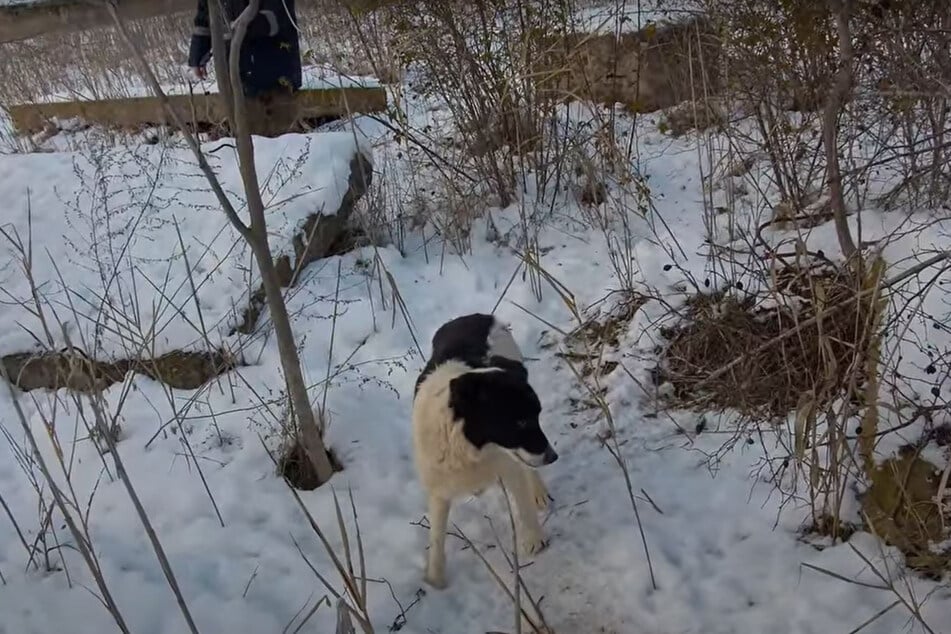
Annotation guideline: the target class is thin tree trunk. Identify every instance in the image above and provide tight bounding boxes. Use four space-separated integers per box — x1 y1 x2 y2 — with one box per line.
257 243 335 482
824 0 858 261
108 0 335 486
220 0 335 485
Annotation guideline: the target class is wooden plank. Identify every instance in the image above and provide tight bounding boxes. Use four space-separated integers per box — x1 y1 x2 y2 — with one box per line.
0 0 194 44
7 86 388 136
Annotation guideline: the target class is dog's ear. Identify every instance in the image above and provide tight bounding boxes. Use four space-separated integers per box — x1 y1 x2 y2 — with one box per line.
448 373 496 448
488 356 528 383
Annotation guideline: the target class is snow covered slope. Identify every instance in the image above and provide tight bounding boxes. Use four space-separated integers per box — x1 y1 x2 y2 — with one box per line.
0 131 368 358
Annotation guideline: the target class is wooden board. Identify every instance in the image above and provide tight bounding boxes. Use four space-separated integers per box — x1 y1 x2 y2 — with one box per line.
7 86 388 136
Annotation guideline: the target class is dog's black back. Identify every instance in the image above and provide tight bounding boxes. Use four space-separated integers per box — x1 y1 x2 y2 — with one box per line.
414 313 528 396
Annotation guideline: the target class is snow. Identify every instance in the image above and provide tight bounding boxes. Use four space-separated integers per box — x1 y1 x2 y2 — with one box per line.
0 130 370 358
1 42 951 634
573 0 704 34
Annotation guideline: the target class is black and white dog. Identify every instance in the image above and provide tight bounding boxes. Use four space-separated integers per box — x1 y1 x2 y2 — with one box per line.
411 313 557 589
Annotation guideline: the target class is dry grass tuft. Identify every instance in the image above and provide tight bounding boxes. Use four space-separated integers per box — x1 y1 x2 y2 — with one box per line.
657 267 872 418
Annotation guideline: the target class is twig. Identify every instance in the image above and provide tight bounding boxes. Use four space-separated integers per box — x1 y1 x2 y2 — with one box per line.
0 489 34 567
453 524 546 633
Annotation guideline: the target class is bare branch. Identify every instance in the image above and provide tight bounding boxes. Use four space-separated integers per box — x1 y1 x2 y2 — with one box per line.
102 0 253 240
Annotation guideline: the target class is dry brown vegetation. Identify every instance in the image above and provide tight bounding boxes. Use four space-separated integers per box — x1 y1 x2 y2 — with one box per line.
656 265 873 418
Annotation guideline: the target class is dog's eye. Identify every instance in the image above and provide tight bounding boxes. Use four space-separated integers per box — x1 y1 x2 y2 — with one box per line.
517 420 528 429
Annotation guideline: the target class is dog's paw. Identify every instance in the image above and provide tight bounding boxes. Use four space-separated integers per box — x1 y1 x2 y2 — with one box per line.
424 571 448 590
529 473 551 511
533 489 552 511
519 533 549 557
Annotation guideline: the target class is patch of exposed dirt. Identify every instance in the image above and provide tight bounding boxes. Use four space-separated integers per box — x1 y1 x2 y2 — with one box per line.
1 348 238 392
279 440 344 491
861 446 950 578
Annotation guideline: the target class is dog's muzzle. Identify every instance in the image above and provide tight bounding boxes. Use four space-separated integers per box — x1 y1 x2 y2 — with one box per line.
513 445 559 467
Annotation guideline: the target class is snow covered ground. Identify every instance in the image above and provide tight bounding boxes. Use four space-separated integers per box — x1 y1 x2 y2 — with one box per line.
2 46 951 634
0 130 369 358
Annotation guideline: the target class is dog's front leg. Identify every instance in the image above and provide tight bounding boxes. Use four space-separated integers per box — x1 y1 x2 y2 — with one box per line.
526 467 551 511
500 463 547 556
424 495 451 589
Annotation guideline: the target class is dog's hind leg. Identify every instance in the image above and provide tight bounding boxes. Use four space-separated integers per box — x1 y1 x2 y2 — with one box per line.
526 468 551 511
424 495 451 589
500 462 547 556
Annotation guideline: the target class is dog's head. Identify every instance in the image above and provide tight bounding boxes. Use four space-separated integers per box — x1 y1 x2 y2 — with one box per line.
448 369 558 467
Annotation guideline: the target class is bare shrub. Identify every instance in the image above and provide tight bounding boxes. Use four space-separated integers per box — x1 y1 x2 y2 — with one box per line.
380 0 577 206
337 0 636 245
857 1 951 209
704 0 951 217
631 6 951 607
